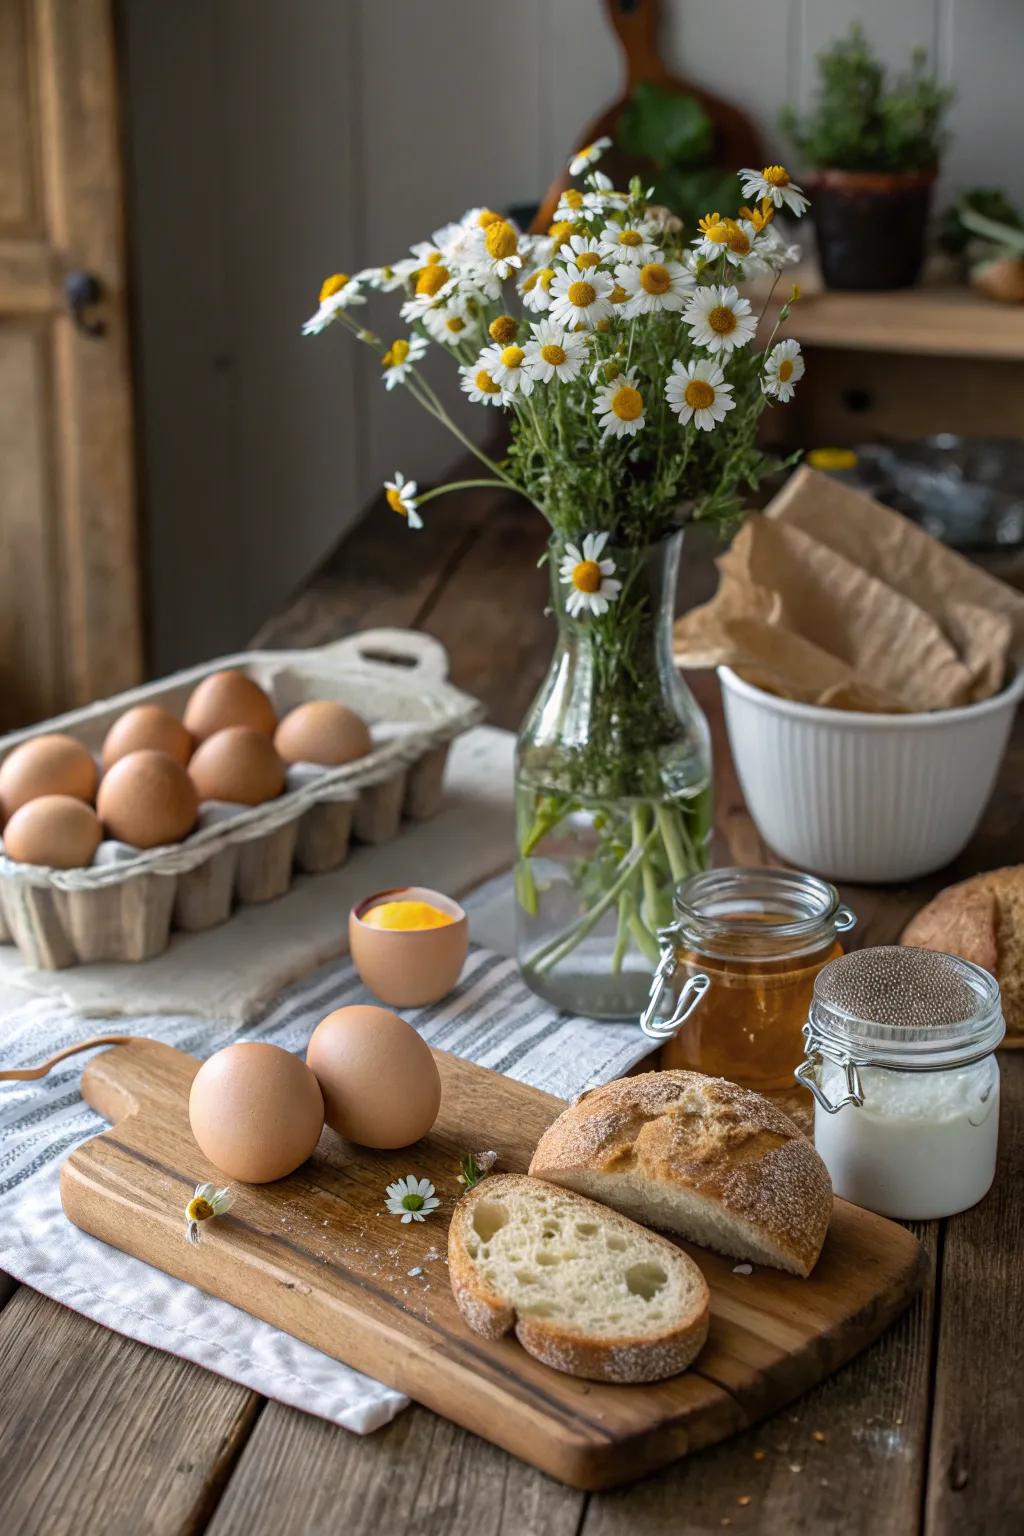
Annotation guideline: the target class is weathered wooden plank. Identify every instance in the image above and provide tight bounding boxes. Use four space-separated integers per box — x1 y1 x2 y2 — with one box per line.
206 1401 584 1536
0 1287 258 1535
583 1223 938 1536
925 1053 1024 1536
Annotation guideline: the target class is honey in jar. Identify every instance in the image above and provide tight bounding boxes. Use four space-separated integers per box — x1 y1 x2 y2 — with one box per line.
641 868 855 1090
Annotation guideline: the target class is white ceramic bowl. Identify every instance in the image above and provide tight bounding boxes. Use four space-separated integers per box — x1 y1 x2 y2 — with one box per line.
719 665 1024 883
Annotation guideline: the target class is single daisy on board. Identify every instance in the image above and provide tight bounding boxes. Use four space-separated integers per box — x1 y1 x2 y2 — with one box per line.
386 1175 440 1223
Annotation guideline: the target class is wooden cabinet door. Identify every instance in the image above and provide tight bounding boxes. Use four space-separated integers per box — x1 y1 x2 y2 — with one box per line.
0 0 141 730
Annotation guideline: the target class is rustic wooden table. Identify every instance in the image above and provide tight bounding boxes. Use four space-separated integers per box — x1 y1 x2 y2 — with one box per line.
2 491 1021 1534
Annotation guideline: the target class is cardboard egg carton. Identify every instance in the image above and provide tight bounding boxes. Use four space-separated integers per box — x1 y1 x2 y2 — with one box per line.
0 629 484 969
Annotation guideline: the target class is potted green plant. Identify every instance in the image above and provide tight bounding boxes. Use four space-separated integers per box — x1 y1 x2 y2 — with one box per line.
781 25 952 290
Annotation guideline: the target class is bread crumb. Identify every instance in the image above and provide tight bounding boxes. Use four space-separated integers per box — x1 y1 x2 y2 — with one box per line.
789 1463 803 1474
753 1448 766 1462
732 1263 753 1275
407 1266 423 1277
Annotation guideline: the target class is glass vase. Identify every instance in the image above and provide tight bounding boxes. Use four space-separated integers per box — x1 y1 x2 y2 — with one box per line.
515 530 712 1019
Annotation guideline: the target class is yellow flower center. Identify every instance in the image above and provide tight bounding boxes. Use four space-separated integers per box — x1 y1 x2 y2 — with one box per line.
698 212 723 234
574 251 601 268
708 305 736 334
489 315 518 344
474 369 501 394
319 273 349 301
485 220 518 260
618 228 643 246
725 222 751 255
477 208 501 228
186 1196 214 1223
424 250 442 264
386 487 407 515
445 316 466 333
763 164 790 187
595 318 611 332
547 220 575 244
540 342 566 366
500 345 524 369
777 359 794 382
705 222 730 245
562 188 584 210
808 447 857 471
567 280 597 308
684 379 715 410
639 262 671 294
572 560 602 594
609 284 628 304
416 264 450 297
382 339 410 369
611 384 643 421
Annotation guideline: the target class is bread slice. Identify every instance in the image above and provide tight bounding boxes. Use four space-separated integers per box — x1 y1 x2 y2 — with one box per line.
529 1072 832 1277
901 865 1023 1040
448 1173 710 1383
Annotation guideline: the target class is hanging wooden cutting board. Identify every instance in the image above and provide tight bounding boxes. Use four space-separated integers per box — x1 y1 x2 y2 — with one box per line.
61 1039 925 1491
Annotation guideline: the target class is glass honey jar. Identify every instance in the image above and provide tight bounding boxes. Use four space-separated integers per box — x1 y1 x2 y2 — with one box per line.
640 868 855 1090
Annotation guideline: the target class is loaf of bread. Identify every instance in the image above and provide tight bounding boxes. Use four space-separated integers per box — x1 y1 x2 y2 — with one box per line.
448 1173 710 1383
901 865 1023 1042
529 1072 832 1277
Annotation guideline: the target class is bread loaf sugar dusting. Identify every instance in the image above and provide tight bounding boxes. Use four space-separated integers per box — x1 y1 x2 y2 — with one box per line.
448 1173 710 1383
529 1072 832 1277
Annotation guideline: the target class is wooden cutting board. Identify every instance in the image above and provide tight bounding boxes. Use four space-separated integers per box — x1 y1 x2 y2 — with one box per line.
60 1039 926 1491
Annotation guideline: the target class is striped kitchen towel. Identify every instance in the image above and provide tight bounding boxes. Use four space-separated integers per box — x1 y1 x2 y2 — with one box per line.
0 945 656 1433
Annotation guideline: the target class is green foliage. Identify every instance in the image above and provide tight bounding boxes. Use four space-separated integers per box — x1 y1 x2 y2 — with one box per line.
616 82 740 228
781 23 952 173
939 187 1024 255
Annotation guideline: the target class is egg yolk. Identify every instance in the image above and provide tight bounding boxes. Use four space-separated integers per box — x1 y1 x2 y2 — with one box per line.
361 900 454 931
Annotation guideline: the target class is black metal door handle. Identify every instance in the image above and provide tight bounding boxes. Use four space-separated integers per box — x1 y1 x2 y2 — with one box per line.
64 270 106 337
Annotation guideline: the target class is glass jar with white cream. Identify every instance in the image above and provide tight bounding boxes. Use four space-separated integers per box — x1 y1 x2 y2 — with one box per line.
796 946 1003 1220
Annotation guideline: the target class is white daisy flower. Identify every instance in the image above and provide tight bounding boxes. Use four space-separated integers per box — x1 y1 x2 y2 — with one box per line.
598 221 660 266
399 266 457 324
763 339 805 402
558 234 604 271
185 1183 233 1245
693 215 758 266
301 272 365 335
664 358 735 432
519 267 557 312
355 265 404 293
684 284 757 355
471 217 523 280
384 471 423 529
478 340 534 397
380 334 428 390
593 368 646 440
385 1175 440 1223
420 298 478 346
549 264 614 330
558 531 622 617
739 164 809 217
523 320 587 384
459 359 509 407
614 258 693 316
569 136 611 177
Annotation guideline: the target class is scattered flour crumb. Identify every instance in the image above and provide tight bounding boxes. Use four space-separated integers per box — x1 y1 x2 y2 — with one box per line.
733 1263 753 1275
407 1266 423 1277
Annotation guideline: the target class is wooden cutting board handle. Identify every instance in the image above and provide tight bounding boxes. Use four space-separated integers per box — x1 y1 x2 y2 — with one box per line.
79 1038 199 1127
604 0 670 90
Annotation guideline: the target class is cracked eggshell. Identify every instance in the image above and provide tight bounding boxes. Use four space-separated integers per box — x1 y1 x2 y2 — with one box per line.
349 886 468 1008
306 1004 441 1148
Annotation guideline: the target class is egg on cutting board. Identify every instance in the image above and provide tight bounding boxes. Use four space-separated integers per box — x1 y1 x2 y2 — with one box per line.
0 734 98 822
183 670 277 741
306 1004 441 1148
274 700 372 766
189 1041 325 1182
349 886 468 1007
2 795 103 868
97 749 198 848
188 726 286 805
102 704 193 770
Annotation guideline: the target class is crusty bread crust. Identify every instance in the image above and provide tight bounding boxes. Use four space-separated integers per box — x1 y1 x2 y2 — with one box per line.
448 1174 710 1384
529 1072 832 1277
901 864 1023 1038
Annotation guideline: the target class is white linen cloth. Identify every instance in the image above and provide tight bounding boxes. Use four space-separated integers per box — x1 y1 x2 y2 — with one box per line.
0 918 658 1433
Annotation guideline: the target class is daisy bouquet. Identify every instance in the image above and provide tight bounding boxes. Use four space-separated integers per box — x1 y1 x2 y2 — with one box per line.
305 151 809 1014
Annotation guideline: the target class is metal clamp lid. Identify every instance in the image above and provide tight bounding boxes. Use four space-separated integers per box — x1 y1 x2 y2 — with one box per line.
640 927 710 1040
794 1022 865 1113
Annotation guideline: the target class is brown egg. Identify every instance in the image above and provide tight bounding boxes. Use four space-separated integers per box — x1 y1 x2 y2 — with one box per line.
274 700 373 766
189 1041 325 1183
97 749 198 848
349 886 469 1007
189 726 285 805
183 669 277 741
0 734 98 822
2 795 103 868
102 704 193 770
306 1004 441 1148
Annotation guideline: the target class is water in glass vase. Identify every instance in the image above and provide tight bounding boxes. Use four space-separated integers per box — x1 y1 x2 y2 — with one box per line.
514 530 713 1020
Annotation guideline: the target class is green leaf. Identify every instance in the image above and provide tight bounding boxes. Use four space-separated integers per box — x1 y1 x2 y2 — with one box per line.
616 82 713 169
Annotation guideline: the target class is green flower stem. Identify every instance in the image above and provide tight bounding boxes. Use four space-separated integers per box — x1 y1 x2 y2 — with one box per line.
520 795 571 859
611 892 632 975
515 858 539 918
528 825 659 976
655 803 689 884
628 908 662 965
634 804 662 932
415 478 509 505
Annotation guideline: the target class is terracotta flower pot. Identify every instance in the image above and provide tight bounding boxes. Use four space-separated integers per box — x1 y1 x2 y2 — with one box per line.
808 167 937 291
